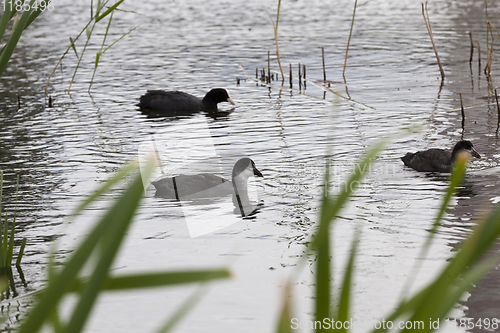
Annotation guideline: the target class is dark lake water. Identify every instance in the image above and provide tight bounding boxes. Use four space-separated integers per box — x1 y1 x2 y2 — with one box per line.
1 0 500 332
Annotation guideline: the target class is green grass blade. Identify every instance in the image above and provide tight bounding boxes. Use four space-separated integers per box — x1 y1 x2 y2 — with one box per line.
71 160 138 217
336 230 360 332
312 139 387 330
314 153 332 326
276 282 293 333
3 210 8 264
0 0 37 77
6 217 15 265
104 270 230 290
89 11 112 91
67 269 231 292
0 170 3 219
15 237 26 267
6 175 19 265
69 37 78 57
102 23 142 54
400 152 468 300
432 257 498 321
371 193 500 333
25 0 51 30
156 286 209 333
0 3 13 45
312 139 387 251
96 0 125 23
315 221 330 327
63 161 155 333
17 160 151 333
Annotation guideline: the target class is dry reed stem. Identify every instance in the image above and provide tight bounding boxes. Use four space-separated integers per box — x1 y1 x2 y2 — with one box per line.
484 20 500 74
343 0 357 83
422 2 445 80
484 26 494 75
270 0 284 85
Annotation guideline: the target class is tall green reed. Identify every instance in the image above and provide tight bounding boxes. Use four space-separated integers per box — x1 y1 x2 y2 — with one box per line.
0 171 26 269
45 0 140 94
17 158 230 333
277 144 500 333
267 0 285 85
0 0 53 78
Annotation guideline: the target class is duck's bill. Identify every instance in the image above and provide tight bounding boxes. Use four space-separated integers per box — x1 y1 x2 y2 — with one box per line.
227 97 236 105
253 167 264 177
471 147 481 159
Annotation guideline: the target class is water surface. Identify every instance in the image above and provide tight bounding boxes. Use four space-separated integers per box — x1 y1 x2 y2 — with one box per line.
1 0 500 332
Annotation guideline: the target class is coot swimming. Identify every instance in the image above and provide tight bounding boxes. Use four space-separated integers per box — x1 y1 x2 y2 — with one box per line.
401 140 481 172
138 88 235 114
152 158 263 215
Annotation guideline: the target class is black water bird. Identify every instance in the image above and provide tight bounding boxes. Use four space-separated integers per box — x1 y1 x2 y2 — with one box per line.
401 140 481 173
152 158 263 215
138 88 235 115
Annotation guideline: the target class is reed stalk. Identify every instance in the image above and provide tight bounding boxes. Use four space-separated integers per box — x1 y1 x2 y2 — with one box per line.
267 0 285 85
422 2 445 80
45 0 139 95
343 0 357 83
0 172 25 268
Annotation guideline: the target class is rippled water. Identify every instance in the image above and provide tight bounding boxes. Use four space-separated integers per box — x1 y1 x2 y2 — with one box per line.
1 0 500 332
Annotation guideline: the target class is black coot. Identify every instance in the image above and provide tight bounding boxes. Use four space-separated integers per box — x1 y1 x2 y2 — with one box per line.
401 140 481 172
138 88 235 114
152 157 263 200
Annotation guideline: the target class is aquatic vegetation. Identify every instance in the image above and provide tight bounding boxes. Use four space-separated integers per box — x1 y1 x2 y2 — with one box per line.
277 141 500 333
45 0 141 94
0 171 26 269
16 159 230 333
3 136 498 333
0 0 53 78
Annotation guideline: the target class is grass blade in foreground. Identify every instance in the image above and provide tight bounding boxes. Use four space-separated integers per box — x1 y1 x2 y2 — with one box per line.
400 150 468 300
372 153 500 332
18 157 231 333
17 160 152 333
313 139 386 330
155 286 209 333
276 282 293 333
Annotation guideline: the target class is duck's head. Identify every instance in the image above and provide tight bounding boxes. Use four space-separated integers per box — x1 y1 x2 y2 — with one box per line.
452 140 481 159
232 158 263 179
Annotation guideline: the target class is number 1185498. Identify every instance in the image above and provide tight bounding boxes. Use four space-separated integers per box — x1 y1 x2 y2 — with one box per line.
446 318 499 330
2 0 54 12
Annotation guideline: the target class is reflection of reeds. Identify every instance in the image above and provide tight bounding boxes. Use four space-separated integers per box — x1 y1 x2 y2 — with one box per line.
422 2 445 80
495 89 500 134
469 32 474 65
478 34 481 74
460 93 465 139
